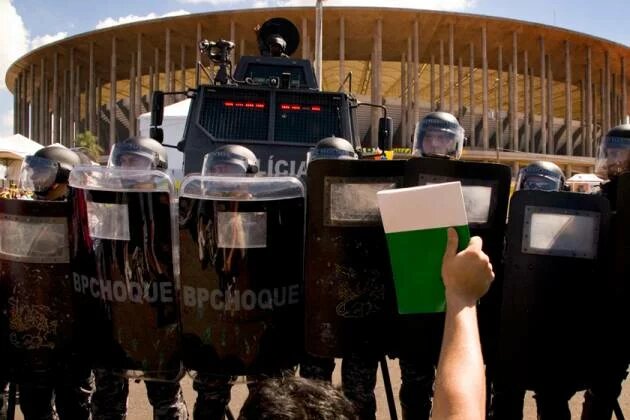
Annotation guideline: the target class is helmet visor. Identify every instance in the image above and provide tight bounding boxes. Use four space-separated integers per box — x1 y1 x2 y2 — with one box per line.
202 151 252 176
108 142 158 170
413 119 464 159
595 136 630 179
517 173 561 192
207 161 248 175
308 147 357 164
19 155 59 193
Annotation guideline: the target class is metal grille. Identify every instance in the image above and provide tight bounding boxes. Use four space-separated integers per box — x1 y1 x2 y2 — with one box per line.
198 90 270 141
274 92 342 144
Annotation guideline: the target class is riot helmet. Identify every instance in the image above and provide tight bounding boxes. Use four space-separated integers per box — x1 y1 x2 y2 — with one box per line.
202 145 259 175
412 112 464 159
71 147 98 165
516 161 566 192
19 145 81 194
595 124 630 180
307 136 358 165
108 136 168 170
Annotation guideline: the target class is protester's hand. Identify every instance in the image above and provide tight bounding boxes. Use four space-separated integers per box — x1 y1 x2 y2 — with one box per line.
441 227 494 308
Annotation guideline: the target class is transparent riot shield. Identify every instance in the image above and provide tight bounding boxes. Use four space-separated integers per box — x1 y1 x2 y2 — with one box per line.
400 158 511 363
498 190 610 391
305 159 404 358
69 166 181 381
179 175 305 377
0 198 74 378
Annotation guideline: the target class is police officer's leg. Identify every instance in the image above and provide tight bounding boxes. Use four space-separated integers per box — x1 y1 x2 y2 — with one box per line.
581 363 628 420
534 387 575 420
487 386 526 420
18 373 58 420
192 374 233 420
145 379 188 420
0 380 8 420
341 352 379 420
54 362 94 420
299 355 335 382
92 369 129 420
399 357 435 420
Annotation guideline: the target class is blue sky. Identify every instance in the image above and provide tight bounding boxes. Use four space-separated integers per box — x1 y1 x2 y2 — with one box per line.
1 0 629 138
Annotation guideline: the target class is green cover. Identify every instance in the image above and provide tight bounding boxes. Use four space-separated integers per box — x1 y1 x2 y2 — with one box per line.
386 225 470 314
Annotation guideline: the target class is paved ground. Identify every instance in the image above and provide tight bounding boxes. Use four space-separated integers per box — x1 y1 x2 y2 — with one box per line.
12 358 630 419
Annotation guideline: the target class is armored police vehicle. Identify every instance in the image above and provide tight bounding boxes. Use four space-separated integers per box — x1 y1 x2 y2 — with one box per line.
149 17 391 176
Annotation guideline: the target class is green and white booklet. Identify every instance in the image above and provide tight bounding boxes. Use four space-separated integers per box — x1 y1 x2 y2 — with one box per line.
377 181 470 314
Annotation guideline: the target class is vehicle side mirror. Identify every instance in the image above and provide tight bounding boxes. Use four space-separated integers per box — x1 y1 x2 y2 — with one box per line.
378 117 393 151
151 91 165 128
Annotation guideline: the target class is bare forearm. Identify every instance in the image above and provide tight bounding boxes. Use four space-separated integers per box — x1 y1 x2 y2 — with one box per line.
432 301 485 420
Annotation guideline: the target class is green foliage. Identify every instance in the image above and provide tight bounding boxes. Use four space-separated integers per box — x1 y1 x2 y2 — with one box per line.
75 131 104 161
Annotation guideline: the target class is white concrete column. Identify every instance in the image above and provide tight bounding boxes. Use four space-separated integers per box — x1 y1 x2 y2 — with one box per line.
469 42 475 147
371 18 383 147
339 16 345 89
109 36 117 148
540 37 547 154
482 25 489 149
565 41 573 155
511 32 518 151
439 40 444 110
523 51 530 152
401 52 407 147
586 47 593 156
165 28 171 94
413 19 420 124
449 23 454 113
137 33 143 114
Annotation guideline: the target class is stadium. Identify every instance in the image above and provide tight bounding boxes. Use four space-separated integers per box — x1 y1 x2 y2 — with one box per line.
5 6 630 175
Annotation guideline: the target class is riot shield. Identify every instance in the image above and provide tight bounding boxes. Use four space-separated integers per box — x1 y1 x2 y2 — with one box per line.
69 166 182 381
0 198 74 378
601 172 630 364
179 175 305 376
498 190 610 391
305 159 404 358
400 157 511 362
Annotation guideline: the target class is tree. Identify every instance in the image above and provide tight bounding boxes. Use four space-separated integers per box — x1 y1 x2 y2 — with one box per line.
75 131 104 162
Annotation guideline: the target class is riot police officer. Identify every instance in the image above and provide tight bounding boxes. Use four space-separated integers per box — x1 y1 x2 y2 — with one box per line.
91 136 188 420
490 160 576 420
200 145 259 175
412 111 464 160
300 136 381 420
190 144 261 420
20 144 81 200
580 124 630 420
398 111 465 420
515 161 567 192
13 144 94 420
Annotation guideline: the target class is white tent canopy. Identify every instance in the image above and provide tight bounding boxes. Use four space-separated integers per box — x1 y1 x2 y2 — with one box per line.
0 134 43 159
0 134 42 186
566 173 604 183
138 99 190 181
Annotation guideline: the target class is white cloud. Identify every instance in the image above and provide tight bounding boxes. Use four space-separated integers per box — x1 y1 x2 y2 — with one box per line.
178 0 239 4
178 0 474 9
284 0 474 8
30 32 68 50
0 0 29 90
95 9 190 29
253 0 271 7
0 108 13 137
